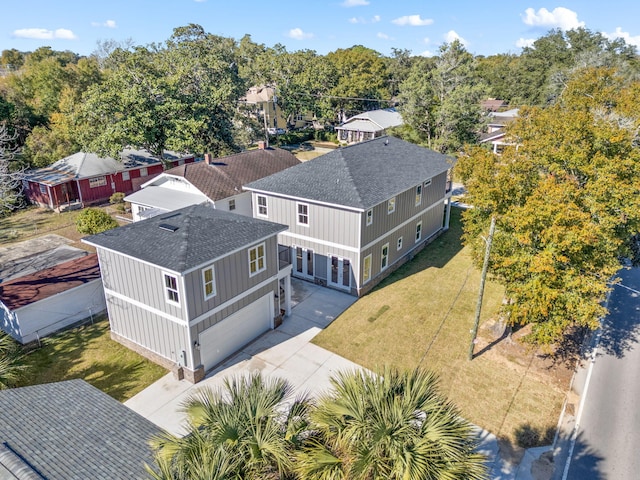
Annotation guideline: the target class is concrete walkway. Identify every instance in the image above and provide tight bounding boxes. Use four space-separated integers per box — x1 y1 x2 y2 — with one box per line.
125 278 359 436
124 277 539 479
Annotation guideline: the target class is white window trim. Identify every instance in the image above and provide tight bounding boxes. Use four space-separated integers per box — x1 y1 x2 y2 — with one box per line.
202 265 216 300
139 167 148 177
163 272 180 306
387 197 396 214
121 171 130 181
228 199 236 211
296 202 309 227
363 254 372 284
415 184 422 206
256 195 268 217
415 221 423 243
366 209 373 226
248 242 267 277
381 243 389 271
397 236 403 251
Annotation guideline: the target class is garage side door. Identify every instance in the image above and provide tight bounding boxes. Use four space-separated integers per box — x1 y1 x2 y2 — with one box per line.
199 292 273 372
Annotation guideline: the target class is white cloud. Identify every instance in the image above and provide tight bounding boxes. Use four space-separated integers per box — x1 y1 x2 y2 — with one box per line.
444 30 468 46
13 28 77 40
420 50 434 57
392 14 434 26
423 37 431 44
377 32 394 40
349 15 380 24
91 20 117 28
341 0 369 6
603 27 640 48
516 37 535 48
521 7 584 31
287 28 313 40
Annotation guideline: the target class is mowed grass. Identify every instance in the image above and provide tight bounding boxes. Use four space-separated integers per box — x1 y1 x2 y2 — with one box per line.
313 208 565 445
16 318 167 402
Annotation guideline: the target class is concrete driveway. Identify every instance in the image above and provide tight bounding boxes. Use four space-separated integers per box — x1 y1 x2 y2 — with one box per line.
125 278 359 436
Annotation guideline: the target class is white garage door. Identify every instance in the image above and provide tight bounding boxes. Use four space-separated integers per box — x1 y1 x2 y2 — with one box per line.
199 293 273 372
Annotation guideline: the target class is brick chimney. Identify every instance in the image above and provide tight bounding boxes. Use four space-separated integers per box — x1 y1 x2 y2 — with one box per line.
204 153 213 165
257 141 266 150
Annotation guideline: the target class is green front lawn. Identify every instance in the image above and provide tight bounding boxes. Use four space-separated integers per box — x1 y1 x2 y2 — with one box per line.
313 208 566 446
16 318 167 402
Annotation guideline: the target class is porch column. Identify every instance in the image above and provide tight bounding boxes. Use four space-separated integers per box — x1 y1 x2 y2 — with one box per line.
284 274 292 317
444 198 452 231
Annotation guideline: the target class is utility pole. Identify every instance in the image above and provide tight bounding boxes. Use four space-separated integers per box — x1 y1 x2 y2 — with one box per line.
468 215 496 360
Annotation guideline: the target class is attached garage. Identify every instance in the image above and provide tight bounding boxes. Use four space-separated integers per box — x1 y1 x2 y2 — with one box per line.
199 293 273 371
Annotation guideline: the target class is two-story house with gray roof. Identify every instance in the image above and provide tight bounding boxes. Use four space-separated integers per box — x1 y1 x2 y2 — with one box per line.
83 204 292 382
244 136 454 296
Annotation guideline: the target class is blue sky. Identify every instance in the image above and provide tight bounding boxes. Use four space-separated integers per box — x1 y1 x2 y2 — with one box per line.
2 1 640 58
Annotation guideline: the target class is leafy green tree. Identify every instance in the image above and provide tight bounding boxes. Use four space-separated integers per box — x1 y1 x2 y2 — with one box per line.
0 124 24 216
149 373 311 480
0 332 25 389
457 67 640 346
1 49 25 70
295 367 487 480
76 208 118 235
398 41 486 153
77 24 244 158
326 45 390 120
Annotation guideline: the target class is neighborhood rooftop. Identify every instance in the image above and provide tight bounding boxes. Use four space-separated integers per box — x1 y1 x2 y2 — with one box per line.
83 204 287 273
156 146 300 202
337 108 403 133
25 149 191 186
0 379 162 480
245 136 454 210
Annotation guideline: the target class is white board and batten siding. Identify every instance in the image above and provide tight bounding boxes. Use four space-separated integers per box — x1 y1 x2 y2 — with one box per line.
199 292 274 371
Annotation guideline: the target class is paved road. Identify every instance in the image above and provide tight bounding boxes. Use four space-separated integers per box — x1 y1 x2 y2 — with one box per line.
562 266 640 479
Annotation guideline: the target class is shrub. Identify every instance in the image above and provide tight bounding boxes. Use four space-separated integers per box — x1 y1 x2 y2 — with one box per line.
76 208 118 235
110 192 125 204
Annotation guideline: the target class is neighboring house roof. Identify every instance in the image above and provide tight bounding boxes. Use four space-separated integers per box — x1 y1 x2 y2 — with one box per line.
124 186 209 211
83 204 288 273
488 108 520 126
0 254 100 310
245 136 454 211
479 128 506 143
336 108 403 132
481 99 507 111
25 149 192 186
150 147 300 202
0 244 88 284
0 379 162 480
241 84 275 104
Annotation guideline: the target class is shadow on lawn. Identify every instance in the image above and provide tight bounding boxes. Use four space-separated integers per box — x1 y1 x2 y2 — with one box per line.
371 207 467 293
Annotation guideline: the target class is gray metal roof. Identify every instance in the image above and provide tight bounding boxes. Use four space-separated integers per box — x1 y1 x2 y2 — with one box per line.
336 108 403 132
124 185 209 210
83 204 287 273
245 136 454 210
0 379 162 480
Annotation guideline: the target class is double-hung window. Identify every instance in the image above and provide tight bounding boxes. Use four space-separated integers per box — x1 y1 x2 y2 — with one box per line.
415 221 423 242
297 203 309 226
229 199 236 211
202 265 216 300
388 197 396 214
363 254 372 284
164 273 180 305
381 243 389 270
249 243 266 276
397 237 403 251
366 209 373 226
257 195 268 217
415 184 423 206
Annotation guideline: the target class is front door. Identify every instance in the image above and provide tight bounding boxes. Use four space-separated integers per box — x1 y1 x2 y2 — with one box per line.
294 246 314 278
328 255 351 290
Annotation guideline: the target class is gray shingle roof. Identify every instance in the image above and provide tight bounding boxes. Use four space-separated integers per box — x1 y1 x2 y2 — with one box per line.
83 204 287 273
0 379 162 480
245 136 454 210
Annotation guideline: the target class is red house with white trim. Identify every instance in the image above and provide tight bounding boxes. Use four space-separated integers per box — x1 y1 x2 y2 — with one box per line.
23 149 196 211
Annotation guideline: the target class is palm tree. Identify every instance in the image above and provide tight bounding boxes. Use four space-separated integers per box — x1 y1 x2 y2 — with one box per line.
0 332 25 390
294 366 488 480
148 373 311 480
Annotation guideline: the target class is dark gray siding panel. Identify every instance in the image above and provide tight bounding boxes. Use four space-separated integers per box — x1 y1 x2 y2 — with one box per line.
106 294 188 364
360 171 447 246
97 249 184 320
255 194 361 248
184 235 280 318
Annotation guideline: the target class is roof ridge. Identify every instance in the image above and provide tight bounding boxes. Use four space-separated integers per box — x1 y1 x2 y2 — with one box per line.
75 152 90 178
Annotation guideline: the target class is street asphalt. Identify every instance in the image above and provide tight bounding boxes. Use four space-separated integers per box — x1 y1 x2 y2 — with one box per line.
557 266 640 479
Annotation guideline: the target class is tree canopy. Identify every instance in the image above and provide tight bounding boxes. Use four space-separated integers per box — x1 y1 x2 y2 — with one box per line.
457 67 640 345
